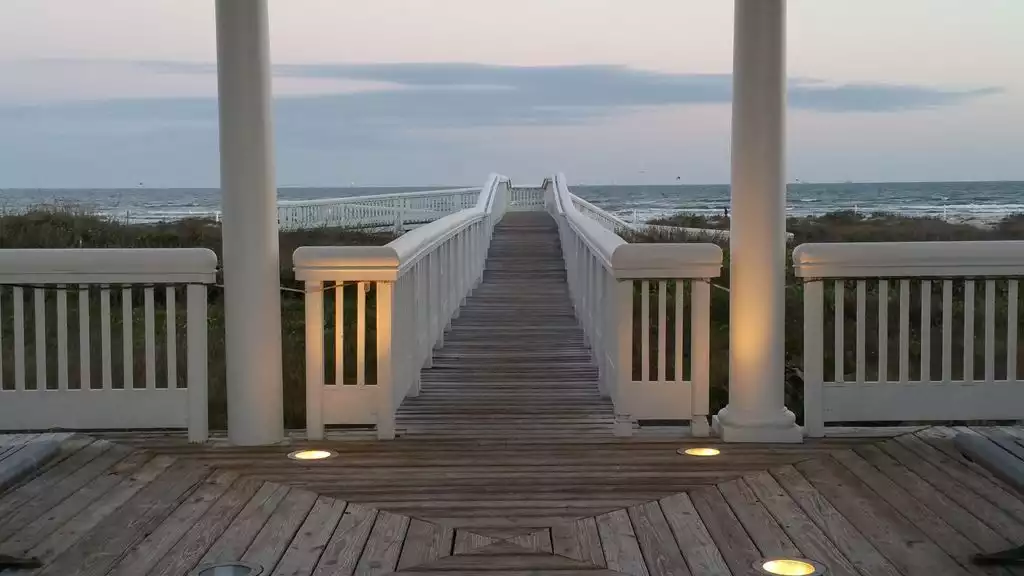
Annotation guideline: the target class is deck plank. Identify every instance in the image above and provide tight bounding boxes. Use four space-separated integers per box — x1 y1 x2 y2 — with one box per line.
272 496 349 576
353 510 409 575
200 482 292 565
658 492 730 576
688 486 761 576
552 518 606 567
107 469 240 576
28 454 177 562
596 508 649 576
742 471 861 576
0 437 104 519
241 488 320 572
849 445 1012 556
146 476 265 576
312 503 377 576
397 518 453 570
627 500 691 576
795 456 971 576
717 478 800 558
771 464 901 576
36 459 211 576
508 529 553 553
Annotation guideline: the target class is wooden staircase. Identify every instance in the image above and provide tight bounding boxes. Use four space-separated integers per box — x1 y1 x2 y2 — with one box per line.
395 212 615 438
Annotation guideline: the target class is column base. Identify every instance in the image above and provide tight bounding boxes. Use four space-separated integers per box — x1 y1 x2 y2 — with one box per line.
713 406 803 443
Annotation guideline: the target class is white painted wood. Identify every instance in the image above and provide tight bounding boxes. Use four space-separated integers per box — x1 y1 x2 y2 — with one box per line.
101 287 112 390
640 281 650 383
834 280 844 382
855 280 866 384
803 280 825 437
186 284 209 442
614 280 634 435
356 281 367 386
1009 280 1019 381
34 288 46 390
985 279 995 383
942 280 953 383
305 281 325 440
691 279 712 436
79 287 91 390
165 286 176 389
0 249 217 285
57 287 68 390
878 279 888 383
675 280 685 382
793 241 1024 278
13 287 25 391
657 281 667 382
216 0 283 446
899 279 910 384
965 280 975 381
920 280 931 384
822 383 1024 423
0 288 3 390
122 287 134 389
375 281 396 440
144 287 156 389
334 282 344 385
0 390 191 430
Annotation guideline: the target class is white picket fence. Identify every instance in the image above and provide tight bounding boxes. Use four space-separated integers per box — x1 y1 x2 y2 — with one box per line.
294 176 509 439
508 186 546 211
795 241 1024 436
547 174 722 435
0 249 216 441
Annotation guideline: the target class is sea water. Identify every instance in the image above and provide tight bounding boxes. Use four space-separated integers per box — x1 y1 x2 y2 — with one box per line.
2 181 1023 225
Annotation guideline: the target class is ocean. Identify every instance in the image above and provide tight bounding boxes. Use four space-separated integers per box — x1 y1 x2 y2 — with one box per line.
2 181 1023 225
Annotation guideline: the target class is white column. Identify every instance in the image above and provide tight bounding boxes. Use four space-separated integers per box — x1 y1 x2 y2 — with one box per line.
715 0 802 443
216 0 284 445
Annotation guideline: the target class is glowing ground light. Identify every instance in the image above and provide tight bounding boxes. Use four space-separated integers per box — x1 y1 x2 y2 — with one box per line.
287 449 336 461
678 447 721 457
190 561 264 576
758 558 826 576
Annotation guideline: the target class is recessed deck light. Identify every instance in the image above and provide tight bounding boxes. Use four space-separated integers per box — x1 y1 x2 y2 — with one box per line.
190 561 263 576
679 447 722 457
287 449 336 461
757 558 826 576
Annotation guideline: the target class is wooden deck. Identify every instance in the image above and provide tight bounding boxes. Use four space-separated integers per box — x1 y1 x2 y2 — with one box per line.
396 211 616 439
4 427 1024 575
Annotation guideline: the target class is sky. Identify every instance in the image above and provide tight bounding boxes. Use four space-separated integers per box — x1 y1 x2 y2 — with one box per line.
0 0 1022 187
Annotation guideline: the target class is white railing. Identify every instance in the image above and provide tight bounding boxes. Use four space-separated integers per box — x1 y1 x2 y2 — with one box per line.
277 187 479 231
546 174 723 436
567 193 734 241
794 242 1024 436
507 186 546 211
0 249 216 441
294 176 509 439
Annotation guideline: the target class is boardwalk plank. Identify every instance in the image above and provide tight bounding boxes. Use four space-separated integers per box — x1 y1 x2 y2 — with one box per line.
200 482 291 565
242 488 319 573
146 476 265 576
627 500 691 576
658 492 730 576
353 511 409 576
771 465 901 576
717 478 800 558
795 456 970 576
552 518 606 567
397 518 453 570
688 486 761 576
108 469 240 576
596 508 649 576
272 496 348 576
312 503 377 576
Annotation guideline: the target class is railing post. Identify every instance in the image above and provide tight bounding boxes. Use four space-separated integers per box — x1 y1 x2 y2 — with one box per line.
376 281 396 440
803 280 824 437
186 284 209 443
304 280 325 440
690 279 712 437
613 279 634 436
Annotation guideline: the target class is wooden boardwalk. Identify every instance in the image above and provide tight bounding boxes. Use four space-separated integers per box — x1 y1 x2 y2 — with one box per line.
5 428 1024 575
395 211 616 439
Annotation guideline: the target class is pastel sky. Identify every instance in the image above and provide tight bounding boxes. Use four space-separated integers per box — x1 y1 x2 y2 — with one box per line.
0 0 1021 187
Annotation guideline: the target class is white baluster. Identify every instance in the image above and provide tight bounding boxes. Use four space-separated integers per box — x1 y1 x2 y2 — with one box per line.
803 280 825 437
186 283 208 443
305 280 324 440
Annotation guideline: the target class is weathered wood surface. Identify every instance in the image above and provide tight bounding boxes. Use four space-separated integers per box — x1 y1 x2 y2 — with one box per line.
396 212 616 440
